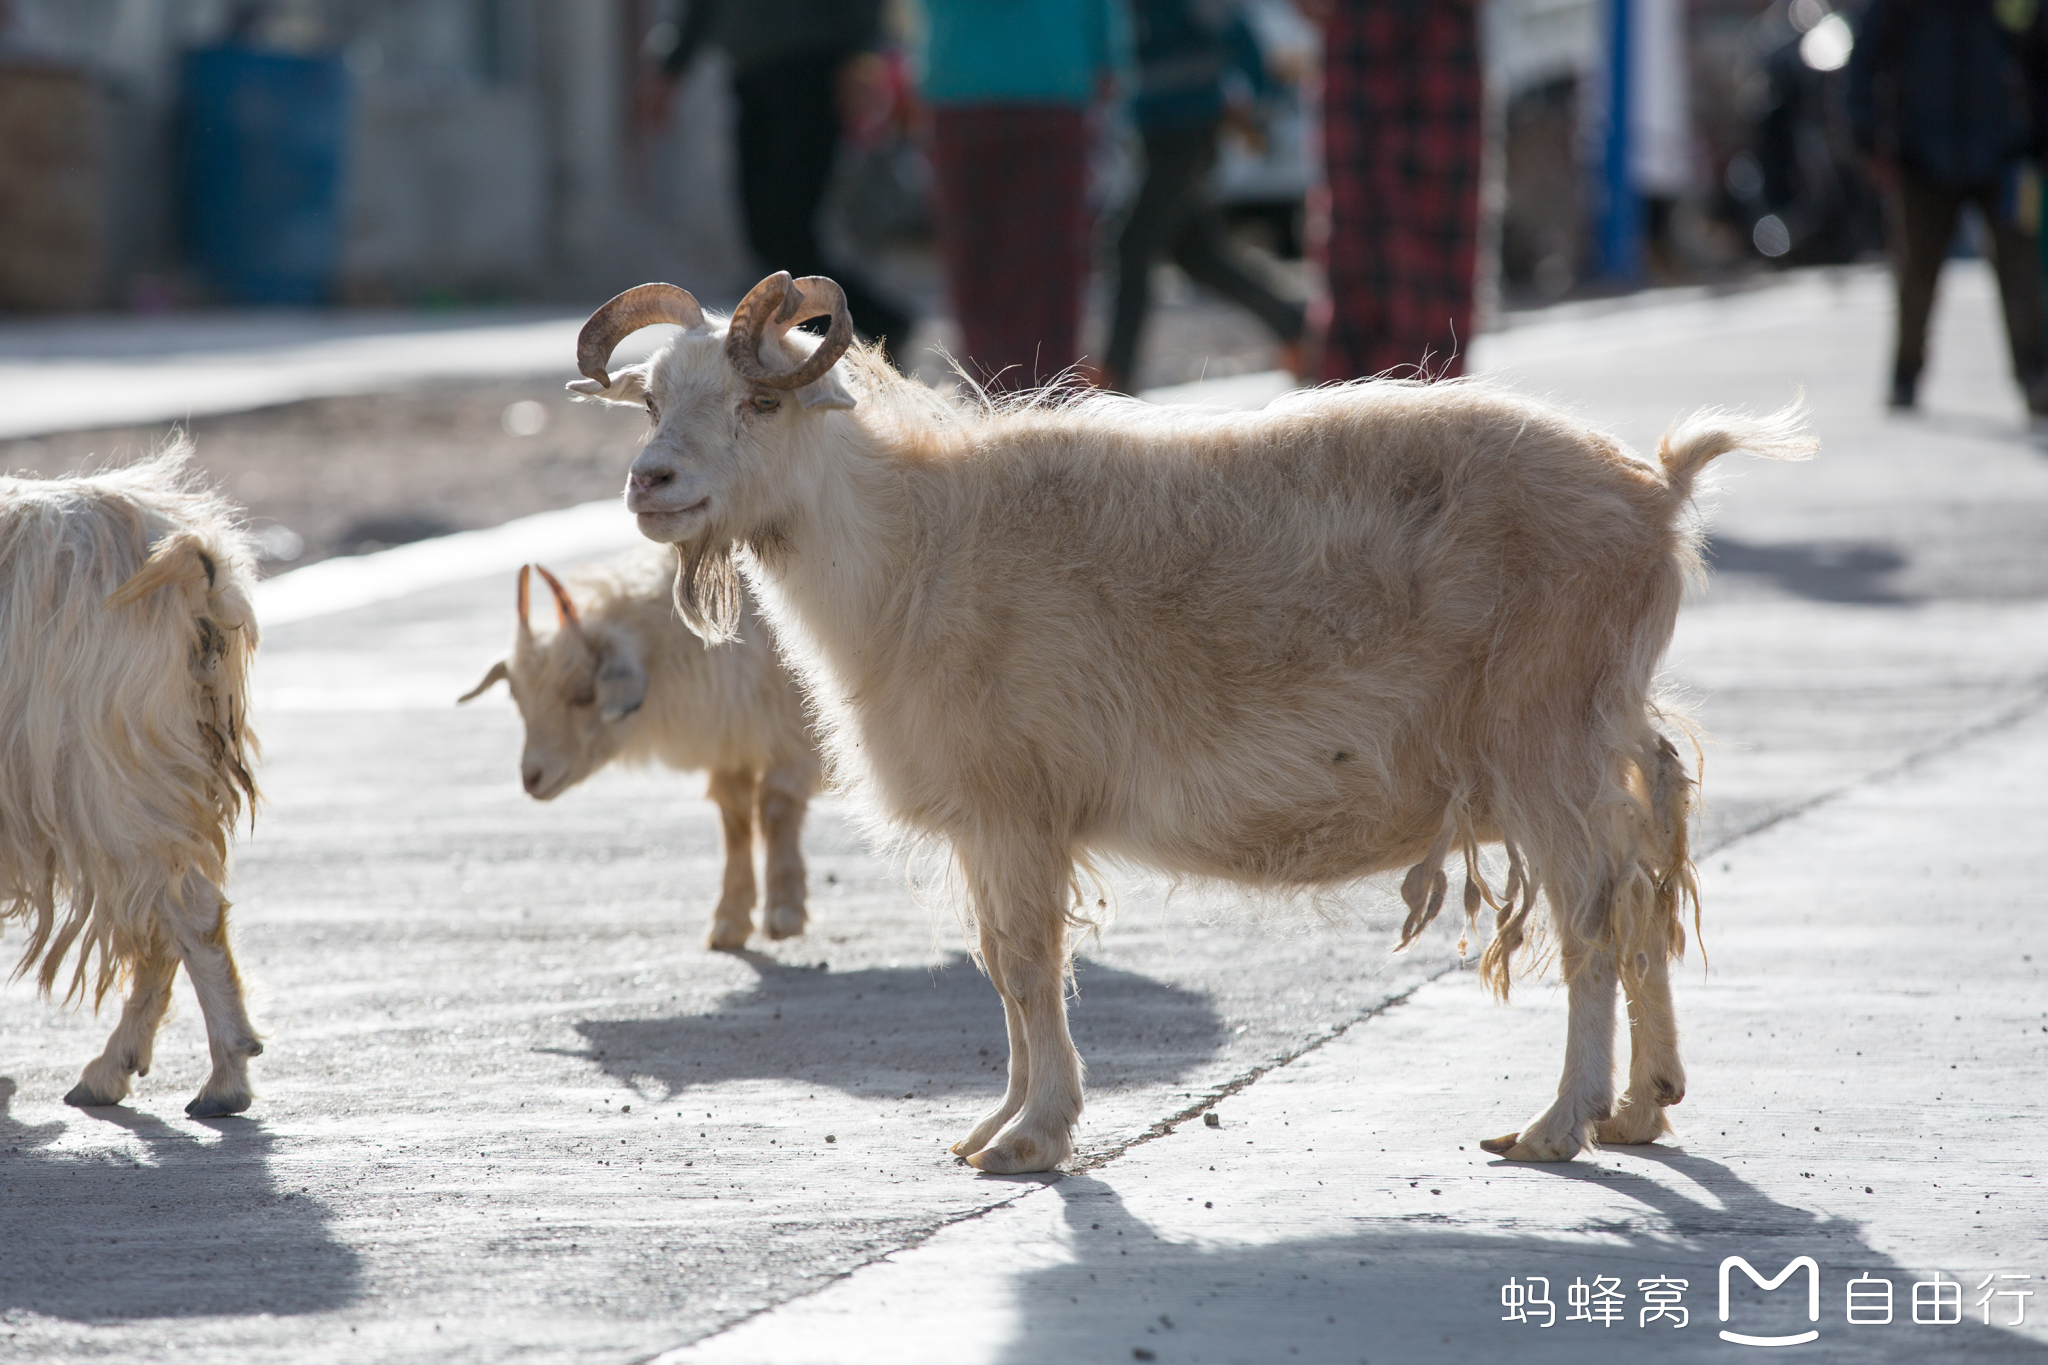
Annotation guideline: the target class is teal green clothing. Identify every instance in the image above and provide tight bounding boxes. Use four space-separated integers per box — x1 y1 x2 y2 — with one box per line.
915 0 1130 106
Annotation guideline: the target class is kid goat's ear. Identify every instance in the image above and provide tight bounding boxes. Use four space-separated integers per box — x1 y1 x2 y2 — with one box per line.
458 660 509 704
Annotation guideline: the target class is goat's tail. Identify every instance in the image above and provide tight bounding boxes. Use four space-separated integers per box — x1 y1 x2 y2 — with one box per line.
1655 398 1816 499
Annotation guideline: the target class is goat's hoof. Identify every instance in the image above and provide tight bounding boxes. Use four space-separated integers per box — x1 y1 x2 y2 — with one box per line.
63 1082 126 1109
763 903 806 940
966 1132 1064 1175
1494 1131 1583 1162
1595 1099 1675 1146
185 1090 252 1119
1649 1075 1685 1107
1478 1132 1521 1156
706 923 752 952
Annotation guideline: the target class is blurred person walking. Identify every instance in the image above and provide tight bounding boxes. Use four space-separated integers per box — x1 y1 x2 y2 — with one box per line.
1304 0 1483 382
647 0 914 356
1849 0 2048 413
1101 0 1306 393
916 0 1128 390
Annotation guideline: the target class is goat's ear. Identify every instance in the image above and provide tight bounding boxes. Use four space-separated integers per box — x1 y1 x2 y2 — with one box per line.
458 660 509 704
566 365 651 407
594 644 649 722
799 362 857 411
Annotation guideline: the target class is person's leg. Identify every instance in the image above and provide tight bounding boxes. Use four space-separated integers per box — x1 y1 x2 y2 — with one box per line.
1314 3 1392 381
1970 180 2048 408
733 54 913 353
932 105 1090 390
1104 123 1217 388
1888 171 1961 407
1384 3 1481 378
1170 179 1307 346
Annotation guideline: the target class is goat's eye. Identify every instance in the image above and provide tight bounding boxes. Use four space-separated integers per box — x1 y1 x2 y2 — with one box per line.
644 397 659 421
749 393 781 414
570 685 596 708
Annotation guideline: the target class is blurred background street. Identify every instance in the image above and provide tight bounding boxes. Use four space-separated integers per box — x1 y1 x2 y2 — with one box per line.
3 0 2047 1361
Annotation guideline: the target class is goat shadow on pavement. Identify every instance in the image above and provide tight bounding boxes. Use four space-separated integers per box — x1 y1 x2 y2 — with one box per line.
998 1153 2042 1364
567 953 1226 1100
1705 535 1911 605
0 1077 361 1321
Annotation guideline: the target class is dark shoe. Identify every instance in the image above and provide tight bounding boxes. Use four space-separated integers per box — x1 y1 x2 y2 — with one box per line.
2024 373 2048 418
1887 367 1918 410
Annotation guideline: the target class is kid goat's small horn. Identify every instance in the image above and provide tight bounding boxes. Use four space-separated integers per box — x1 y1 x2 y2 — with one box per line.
533 564 582 633
575 283 706 389
725 271 854 391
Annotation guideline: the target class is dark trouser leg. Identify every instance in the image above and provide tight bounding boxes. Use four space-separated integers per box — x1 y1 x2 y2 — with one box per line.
733 55 913 355
1171 203 1306 344
1888 172 1963 402
1105 124 1216 386
1970 181 2048 400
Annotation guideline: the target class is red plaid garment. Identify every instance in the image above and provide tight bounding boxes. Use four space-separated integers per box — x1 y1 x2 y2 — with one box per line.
1312 1 1483 382
930 105 1093 391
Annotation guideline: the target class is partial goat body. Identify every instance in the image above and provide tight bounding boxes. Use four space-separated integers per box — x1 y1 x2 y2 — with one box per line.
0 446 263 1116
583 273 1816 1173
461 545 821 948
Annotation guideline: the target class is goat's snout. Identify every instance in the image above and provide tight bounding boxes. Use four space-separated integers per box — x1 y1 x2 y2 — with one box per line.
521 764 545 796
628 467 674 495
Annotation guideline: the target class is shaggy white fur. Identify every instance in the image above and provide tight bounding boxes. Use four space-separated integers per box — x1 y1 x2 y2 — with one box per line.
584 273 1816 1172
0 444 264 1117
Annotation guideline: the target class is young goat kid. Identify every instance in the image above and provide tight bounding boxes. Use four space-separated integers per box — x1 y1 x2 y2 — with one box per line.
461 548 821 948
576 273 1816 1173
1 447 264 1117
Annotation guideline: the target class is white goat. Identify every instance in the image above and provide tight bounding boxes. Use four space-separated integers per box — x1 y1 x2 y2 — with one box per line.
460 547 821 949
573 273 1815 1173
0 446 264 1117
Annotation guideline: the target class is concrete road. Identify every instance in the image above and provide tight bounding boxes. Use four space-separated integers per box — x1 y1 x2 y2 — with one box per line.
3 264 2046 1362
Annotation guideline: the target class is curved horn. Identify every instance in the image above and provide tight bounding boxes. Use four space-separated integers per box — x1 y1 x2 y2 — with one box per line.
533 564 582 634
516 564 533 636
724 271 854 391
576 283 705 388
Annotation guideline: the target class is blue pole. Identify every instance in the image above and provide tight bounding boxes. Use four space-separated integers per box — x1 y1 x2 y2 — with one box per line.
1598 0 1642 282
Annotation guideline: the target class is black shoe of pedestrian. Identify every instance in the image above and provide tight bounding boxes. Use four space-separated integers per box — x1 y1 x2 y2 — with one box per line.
1887 370 1917 410
2025 375 2048 418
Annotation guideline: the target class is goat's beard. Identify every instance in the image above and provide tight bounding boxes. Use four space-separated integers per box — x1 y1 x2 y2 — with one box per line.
672 537 743 644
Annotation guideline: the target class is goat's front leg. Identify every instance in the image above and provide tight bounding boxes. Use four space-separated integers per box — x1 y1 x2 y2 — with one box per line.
1483 930 1616 1162
161 873 262 1118
955 840 1083 1174
756 766 810 941
1596 946 1684 1144
64 941 179 1108
953 927 1031 1160
705 769 758 950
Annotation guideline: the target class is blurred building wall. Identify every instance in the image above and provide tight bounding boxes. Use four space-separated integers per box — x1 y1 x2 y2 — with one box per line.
0 0 750 308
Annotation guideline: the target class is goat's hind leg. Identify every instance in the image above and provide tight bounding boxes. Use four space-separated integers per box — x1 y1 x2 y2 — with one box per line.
1483 928 1618 1162
64 942 179 1108
1596 946 1684 1144
163 873 262 1118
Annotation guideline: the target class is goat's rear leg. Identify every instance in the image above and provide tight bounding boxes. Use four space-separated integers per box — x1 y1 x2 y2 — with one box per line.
64 942 179 1108
705 769 758 950
1596 947 1684 1144
757 766 810 940
162 873 262 1118
1483 932 1616 1162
